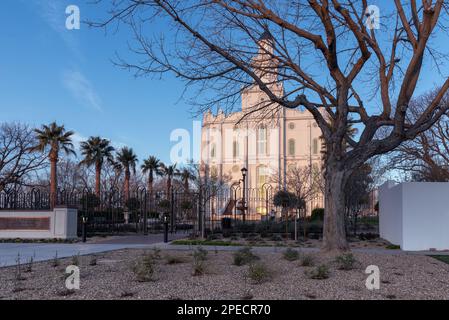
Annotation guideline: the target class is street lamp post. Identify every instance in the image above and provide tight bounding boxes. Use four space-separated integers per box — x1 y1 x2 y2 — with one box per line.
240 168 248 223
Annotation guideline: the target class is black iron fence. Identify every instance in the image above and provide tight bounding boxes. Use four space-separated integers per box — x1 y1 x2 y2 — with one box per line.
0 186 349 238
0 188 199 236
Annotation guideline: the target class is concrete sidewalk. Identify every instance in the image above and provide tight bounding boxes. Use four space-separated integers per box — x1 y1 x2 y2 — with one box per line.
0 232 186 267
0 243 154 267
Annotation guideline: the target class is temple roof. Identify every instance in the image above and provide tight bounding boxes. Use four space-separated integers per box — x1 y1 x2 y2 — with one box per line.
259 29 274 41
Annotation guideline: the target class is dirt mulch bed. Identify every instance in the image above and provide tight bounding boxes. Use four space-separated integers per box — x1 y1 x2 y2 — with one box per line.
1 249 448 300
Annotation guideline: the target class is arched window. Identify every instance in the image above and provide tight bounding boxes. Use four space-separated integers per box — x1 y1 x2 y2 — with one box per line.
210 166 218 177
288 139 296 156
257 166 268 186
210 143 216 158
233 140 239 159
257 126 267 155
313 138 319 155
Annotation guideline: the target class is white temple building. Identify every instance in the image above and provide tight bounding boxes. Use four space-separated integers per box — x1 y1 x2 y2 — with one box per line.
200 31 324 218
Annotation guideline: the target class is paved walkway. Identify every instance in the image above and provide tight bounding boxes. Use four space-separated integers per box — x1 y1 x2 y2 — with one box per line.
1 237 447 267
0 232 186 267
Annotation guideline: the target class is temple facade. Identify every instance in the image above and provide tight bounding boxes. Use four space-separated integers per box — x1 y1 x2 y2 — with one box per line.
200 31 324 218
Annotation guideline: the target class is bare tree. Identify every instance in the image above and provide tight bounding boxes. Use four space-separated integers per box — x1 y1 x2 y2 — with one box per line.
270 166 316 210
344 163 374 236
0 123 46 192
386 91 449 181
187 161 230 237
92 1 449 250
56 159 92 193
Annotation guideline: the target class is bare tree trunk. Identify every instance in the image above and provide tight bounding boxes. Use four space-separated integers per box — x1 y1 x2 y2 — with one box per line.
95 162 101 197
322 162 350 251
50 154 57 209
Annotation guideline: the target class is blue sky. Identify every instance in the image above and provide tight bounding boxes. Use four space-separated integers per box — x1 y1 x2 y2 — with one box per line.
0 1 448 166
0 0 199 164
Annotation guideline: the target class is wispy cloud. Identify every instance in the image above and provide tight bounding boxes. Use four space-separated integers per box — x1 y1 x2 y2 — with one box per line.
70 132 88 151
71 132 126 154
62 70 103 112
27 0 82 58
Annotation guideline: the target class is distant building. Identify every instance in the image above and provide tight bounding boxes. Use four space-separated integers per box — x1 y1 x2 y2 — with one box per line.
200 31 324 218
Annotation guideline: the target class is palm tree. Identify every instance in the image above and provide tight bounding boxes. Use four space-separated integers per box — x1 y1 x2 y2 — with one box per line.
115 147 138 201
31 122 75 207
178 167 195 191
141 156 163 195
160 163 178 194
79 137 115 197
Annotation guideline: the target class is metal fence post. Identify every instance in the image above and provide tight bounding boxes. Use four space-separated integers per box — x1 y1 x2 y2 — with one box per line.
143 190 148 236
170 189 175 233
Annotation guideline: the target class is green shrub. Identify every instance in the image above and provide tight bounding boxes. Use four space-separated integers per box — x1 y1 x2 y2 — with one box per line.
234 222 257 234
335 253 358 270
248 262 272 284
71 253 80 266
273 190 300 208
305 264 329 279
311 208 324 221
79 193 100 210
158 199 171 210
14 254 25 281
52 252 60 268
125 197 141 210
386 244 400 250
283 248 299 261
233 247 259 266
151 248 162 259
358 233 378 240
24 256 34 273
165 255 185 265
299 253 316 267
270 234 283 242
132 254 156 282
193 246 208 261
89 256 97 266
192 248 207 276
180 200 193 211
207 233 221 241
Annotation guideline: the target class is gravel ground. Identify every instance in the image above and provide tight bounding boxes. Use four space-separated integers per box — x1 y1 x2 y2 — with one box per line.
0 248 448 300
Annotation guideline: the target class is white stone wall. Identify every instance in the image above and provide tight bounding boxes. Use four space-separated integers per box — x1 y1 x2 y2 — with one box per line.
379 181 449 251
0 207 78 239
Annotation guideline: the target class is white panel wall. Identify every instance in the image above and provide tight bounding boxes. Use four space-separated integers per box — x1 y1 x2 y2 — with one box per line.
379 181 449 251
379 181 403 247
402 183 449 251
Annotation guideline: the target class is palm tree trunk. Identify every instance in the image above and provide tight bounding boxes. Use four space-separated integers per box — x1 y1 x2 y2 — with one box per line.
148 172 153 195
167 177 171 195
124 168 130 202
95 162 101 197
148 172 154 212
49 153 58 209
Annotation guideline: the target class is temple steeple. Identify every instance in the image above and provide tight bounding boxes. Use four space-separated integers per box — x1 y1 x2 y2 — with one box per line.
252 28 277 84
